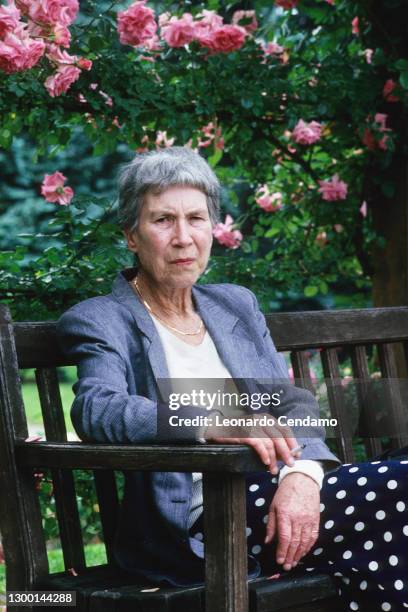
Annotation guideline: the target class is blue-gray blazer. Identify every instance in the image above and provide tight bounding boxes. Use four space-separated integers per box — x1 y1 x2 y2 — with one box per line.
56 267 340 586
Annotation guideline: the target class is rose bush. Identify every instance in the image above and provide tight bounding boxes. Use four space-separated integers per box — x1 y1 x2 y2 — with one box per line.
0 0 407 318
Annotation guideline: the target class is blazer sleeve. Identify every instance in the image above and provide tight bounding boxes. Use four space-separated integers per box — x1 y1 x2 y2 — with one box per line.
244 287 341 468
56 306 216 445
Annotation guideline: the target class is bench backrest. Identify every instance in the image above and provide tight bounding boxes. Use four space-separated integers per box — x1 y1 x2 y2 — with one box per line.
1 304 408 588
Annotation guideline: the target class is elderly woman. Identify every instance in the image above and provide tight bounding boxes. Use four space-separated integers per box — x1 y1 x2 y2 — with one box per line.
57 147 407 610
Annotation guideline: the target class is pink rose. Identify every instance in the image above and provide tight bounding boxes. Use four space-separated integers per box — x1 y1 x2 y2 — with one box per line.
231 10 257 33
360 201 367 217
383 79 399 102
351 16 359 35
255 185 282 212
53 23 71 47
361 128 376 151
46 45 77 65
0 0 21 38
365 116 385 152
213 214 243 249
77 57 92 70
14 0 30 14
197 121 224 150
117 0 157 47
315 231 327 247
142 34 161 51
41 171 74 205
195 9 223 29
374 113 389 132
158 12 171 27
203 24 246 53
155 130 175 148
372 113 391 150
0 24 45 73
292 119 322 145
275 0 299 9
377 135 390 150
363 48 373 64
262 41 284 57
318 174 348 201
99 90 113 106
161 13 195 47
193 10 223 46
44 64 81 96
28 0 79 26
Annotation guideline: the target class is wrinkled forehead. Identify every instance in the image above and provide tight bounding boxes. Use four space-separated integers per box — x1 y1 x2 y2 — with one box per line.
142 185 209 214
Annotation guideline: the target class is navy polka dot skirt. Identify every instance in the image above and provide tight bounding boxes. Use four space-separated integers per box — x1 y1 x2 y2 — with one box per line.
189 459 408 611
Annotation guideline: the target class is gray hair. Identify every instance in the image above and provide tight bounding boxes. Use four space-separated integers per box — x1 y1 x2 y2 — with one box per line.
117 146 221 231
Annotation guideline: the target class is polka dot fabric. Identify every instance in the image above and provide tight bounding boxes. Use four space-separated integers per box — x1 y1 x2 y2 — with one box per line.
189 460 408 611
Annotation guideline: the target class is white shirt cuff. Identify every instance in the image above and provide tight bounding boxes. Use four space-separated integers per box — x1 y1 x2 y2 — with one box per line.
278 460 325 489
196 409 224 443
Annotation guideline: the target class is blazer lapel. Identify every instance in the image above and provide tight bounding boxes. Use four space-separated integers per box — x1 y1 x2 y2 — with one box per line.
192 285 262 380
111 268 170 381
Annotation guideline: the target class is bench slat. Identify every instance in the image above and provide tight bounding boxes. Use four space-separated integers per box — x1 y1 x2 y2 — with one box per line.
15 441 266 472
0 307 49 589
93 471 120 565
36 367 86 571
203 473 248 612
267 307 408 350
290 351 315 395
377 344 408 449
321 348 354 463
12 306 408 368
350 346 383 458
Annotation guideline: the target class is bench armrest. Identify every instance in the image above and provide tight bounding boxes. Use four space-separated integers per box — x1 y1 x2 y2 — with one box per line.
15 440 265 472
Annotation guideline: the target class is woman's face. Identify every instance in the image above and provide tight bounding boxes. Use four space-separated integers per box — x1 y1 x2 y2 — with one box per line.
124 185 213 289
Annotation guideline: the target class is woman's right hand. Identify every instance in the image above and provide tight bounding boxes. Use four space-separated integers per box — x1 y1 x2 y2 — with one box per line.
204 413 301 474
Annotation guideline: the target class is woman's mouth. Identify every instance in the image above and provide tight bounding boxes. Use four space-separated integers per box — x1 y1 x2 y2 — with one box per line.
171 259 195 265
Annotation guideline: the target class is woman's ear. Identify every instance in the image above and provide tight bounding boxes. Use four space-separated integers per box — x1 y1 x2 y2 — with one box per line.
123 228 138 254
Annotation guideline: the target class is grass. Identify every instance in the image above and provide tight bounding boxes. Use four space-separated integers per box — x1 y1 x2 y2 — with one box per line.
0 543 107 598
21 367 77 436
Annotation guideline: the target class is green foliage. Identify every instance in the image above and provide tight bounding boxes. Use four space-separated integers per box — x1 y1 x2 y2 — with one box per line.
1 0 407 317
36 468 124 547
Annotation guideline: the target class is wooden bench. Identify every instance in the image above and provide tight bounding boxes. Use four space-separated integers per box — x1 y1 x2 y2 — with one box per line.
1 303 408 612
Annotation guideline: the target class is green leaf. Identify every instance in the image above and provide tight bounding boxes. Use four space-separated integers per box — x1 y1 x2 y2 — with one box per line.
399 71 408 90
265 227 280 238
240 98 253 109
319 281 328 294
208 148 223 167
304 285 318 297
395 59 408 71
240 242 252 253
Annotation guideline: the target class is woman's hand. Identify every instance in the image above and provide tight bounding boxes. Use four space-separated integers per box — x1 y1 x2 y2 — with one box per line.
265 472 320 570
204 413 301 474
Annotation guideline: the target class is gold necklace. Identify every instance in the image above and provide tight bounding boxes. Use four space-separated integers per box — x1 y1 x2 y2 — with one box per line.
131 277 204 336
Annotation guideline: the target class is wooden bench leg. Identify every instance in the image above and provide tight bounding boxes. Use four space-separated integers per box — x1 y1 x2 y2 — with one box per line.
203 473 248 612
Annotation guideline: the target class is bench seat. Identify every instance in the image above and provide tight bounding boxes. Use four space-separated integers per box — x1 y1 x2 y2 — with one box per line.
37 567 338 612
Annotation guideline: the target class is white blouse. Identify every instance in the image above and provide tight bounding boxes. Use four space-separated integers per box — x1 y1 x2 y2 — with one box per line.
150 314 324 529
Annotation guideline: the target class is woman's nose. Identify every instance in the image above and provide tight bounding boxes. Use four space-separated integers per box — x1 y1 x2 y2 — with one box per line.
171 220 193 245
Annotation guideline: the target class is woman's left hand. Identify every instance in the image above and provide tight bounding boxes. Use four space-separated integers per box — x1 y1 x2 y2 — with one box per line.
264 472 320 571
